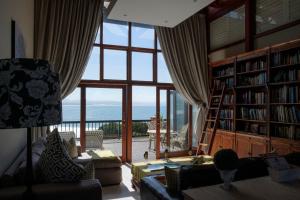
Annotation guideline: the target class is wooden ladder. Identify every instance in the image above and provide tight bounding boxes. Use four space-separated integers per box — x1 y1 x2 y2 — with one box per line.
196 85 225 155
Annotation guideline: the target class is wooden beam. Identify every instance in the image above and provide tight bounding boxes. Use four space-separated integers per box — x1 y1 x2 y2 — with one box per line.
188 105 193 149
166 90 171 148
80 87 86 151
126 85 133 162
121 87 127 162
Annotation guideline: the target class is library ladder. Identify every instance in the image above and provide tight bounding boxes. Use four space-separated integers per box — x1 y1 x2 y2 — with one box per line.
196 85 225 156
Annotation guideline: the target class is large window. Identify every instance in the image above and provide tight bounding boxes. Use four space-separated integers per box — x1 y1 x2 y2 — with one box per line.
132 23 155 48
210 5 245 50
132 52 153 81
103 20 128 46
256 0 300 34
104 49 127 80
158 53 172 83
82 47 100 80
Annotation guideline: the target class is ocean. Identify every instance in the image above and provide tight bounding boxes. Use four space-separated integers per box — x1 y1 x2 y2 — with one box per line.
62 104 166 121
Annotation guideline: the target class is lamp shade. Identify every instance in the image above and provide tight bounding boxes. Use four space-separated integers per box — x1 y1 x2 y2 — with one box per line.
0 59 62 128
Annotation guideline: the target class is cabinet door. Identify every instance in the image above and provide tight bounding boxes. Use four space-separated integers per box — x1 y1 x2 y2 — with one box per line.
251 140 268 157
211 133 222 155
271 140 291 155
236 135 251 158
222 134 235 150
291 144 300 153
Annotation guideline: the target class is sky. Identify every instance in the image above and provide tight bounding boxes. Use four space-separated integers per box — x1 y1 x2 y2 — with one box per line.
63 22 172 105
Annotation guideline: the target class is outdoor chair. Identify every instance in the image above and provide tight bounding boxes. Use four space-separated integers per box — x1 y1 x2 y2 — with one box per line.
171 124 189 150
86 130 104 150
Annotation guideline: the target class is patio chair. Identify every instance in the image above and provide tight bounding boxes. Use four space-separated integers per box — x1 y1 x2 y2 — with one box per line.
59 131 77 142
147 119 167 150
171 124 189 150
86 130 104 150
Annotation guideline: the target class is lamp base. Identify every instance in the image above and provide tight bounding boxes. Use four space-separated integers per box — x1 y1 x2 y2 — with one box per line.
22 127 34 200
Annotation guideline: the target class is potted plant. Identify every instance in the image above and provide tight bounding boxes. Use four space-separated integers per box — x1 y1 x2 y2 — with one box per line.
213 149 239 190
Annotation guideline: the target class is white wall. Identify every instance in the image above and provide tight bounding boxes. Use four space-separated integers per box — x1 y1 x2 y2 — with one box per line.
0 0 34 175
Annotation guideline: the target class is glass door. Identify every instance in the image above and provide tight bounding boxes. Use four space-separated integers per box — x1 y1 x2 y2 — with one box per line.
156 87 191 159
81 86 126 161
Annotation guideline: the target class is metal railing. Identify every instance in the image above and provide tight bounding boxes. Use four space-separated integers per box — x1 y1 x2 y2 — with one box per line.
51 119 151 139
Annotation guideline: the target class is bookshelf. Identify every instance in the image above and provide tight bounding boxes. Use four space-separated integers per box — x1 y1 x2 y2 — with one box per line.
209 39 300 156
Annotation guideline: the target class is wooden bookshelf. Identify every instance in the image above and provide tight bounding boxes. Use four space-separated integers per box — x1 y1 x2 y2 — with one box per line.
209 39 300 157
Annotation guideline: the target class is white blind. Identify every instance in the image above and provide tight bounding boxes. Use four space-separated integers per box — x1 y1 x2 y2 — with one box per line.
256 0 300 34
210 6 245 50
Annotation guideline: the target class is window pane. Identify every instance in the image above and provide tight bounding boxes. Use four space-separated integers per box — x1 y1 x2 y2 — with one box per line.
158 53 172 83
132 23 154 48
104 49 126 80
256 0 300 33
157 38 161 50
132 52 153 81
210 6 245 50
103 20 128 46
82 47 100 80
95 27 101 44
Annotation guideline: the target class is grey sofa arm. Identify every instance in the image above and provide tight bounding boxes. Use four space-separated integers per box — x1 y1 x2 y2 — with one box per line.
0 179 102 200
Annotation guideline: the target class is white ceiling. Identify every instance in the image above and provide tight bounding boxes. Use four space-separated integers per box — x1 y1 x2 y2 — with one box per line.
108 0 214 28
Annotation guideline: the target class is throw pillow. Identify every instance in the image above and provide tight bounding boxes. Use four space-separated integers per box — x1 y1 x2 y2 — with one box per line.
63 137 78 159
164 166 180 195
39 129 86 183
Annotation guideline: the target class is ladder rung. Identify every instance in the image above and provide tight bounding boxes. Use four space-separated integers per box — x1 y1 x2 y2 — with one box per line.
198 143 208 147
206 119 216 122
212 95 221 98
209 107 218 110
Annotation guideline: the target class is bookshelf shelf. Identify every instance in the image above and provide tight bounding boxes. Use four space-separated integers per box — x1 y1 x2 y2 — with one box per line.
236 119 267 123
236 69 266 76
210 39 300 147
271 63 300 70
269 81 300 86
270 121 300 125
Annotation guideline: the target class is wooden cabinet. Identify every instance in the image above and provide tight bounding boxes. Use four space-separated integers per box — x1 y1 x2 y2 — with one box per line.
235 133 268 158
271 138 291 155
210 130 235 156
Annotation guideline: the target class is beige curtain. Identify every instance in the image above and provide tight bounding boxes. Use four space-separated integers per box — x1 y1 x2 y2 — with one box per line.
33 0 103 139
155 13 209 145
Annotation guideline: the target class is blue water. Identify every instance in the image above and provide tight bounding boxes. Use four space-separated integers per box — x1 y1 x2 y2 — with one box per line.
62 104 166 121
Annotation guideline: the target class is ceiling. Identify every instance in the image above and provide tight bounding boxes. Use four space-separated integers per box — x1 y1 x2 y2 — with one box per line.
107 0 215 27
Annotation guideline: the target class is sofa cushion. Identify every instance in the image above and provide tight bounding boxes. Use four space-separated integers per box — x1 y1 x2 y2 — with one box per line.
87 150 122 168
39 129 86 183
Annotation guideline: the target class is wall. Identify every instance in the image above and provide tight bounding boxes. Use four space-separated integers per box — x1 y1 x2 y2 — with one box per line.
0 0 34 175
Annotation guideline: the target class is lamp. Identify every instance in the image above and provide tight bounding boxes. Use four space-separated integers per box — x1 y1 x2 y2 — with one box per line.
0 59 62 197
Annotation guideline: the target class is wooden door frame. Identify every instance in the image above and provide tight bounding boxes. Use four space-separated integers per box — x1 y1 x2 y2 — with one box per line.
79 84 127 162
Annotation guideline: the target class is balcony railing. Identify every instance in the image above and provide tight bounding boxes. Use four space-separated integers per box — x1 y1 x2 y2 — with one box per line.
51 119 151 139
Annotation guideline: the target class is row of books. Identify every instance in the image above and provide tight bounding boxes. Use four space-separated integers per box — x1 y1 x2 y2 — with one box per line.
271 125 300 140
238 59 266 73
223 94 234 104
271 86 299 103
238 123 267 135
238 108 266 120
214 78 234 89
238 73 266 86
237 91 265 104
272 69 300 82
272 50 300 66
219 120 233 131
271 106 300 123
213 66 234 77
220 109 233 118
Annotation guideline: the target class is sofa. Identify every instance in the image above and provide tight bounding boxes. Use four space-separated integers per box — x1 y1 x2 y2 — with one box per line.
140 157 269 200
0 138 102 200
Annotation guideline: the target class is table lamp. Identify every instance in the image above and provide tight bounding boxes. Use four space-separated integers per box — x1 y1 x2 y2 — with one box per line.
0 59 62 198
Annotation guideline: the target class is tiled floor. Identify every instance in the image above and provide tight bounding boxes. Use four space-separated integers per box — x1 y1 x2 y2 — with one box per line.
102 165 140 200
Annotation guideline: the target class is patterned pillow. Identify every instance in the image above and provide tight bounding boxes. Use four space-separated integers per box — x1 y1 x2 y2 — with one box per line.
63 137 78 159
165 166 181 195
39 129 86 183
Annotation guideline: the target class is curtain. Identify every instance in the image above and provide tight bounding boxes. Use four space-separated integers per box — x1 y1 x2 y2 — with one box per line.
155 13 209 146
33 0 103 139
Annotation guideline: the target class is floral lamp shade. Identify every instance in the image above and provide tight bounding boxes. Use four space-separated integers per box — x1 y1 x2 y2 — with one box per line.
0 59 62 128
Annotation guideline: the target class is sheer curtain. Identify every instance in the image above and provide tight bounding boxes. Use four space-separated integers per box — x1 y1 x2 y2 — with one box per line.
33 0 103 140
155 13 209 146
